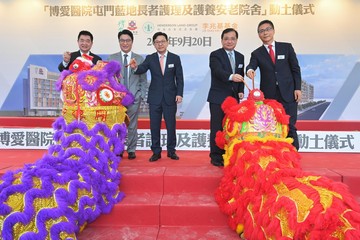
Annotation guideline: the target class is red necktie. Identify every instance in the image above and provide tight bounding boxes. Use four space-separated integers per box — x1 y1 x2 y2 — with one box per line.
268 45 275 64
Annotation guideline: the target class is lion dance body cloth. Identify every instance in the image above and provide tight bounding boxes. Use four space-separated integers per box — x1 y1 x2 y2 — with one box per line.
215 89 360 239
0 60 134 239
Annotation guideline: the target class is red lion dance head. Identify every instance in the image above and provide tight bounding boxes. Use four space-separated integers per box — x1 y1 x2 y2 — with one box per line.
215 89 360 239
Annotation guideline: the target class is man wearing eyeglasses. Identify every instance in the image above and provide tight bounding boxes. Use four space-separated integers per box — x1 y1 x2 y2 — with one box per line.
58 30 102 72
246 19 302 150
108 29 147 160
129 32 184 162
207 28 245 167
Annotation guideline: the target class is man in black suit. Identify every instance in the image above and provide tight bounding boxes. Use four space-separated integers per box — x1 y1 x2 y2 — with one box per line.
58 30 102 72
207 28 245 167
246 20 302 150
129 32 184 162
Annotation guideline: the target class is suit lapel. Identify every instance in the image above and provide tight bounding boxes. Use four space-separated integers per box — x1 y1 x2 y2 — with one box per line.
128 53 135 87
234 51 240 72
126 53 132 87
164 52 170 74
119 52 127 85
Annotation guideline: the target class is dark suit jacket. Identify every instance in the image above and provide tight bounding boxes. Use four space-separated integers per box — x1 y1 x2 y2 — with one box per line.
207 48 245 104
246 42 301 103
58 50 102 72
135 52 184 105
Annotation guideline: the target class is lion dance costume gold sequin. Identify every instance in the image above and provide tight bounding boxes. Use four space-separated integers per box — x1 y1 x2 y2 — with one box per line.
215 89 360 239
0 59 134 239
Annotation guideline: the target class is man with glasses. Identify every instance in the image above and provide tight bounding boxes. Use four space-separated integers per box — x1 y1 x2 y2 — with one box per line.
246 19 302 150
58 30 102 72
207 28 245 167
129 32 184 162
108 29 147 160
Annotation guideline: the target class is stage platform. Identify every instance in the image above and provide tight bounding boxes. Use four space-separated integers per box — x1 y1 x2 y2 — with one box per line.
1 117 360 239
1 149 360 239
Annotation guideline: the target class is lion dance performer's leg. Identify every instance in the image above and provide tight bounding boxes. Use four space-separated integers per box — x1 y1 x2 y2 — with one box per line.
0 60 134 240
214 89 360 239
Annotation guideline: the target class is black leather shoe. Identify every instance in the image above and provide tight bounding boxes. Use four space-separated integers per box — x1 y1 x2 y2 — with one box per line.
149 153 161 162
167 152 179 160
210 159 224 167
128 152 136 160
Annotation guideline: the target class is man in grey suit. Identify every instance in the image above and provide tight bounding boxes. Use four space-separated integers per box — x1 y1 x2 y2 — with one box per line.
246 20 302 150
129 32 184 162
108 29 147 159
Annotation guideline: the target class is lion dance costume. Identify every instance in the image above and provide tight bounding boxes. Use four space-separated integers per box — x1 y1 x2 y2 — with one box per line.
215 89 360 239
0 58 134 239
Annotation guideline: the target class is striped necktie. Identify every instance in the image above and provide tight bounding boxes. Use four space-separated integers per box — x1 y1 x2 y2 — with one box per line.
228 52 235 73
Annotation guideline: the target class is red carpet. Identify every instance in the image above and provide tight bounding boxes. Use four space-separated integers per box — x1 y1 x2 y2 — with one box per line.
1 149 360 239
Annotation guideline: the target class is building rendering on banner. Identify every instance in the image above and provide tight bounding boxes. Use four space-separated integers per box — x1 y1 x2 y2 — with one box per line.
300 79 314 103
23 65 62 116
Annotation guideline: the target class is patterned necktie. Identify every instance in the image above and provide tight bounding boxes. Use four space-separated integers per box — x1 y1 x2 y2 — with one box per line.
123 54 129 87
268 45 275 64
160 54 165 75
228 52 235 73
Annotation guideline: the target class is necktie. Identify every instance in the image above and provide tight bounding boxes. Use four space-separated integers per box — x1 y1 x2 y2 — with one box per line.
123 54 129 87
228 52 235 73
268 45 275 64
160 54 165 75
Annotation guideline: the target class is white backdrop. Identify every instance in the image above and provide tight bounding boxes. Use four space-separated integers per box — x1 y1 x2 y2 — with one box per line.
1 0 359 119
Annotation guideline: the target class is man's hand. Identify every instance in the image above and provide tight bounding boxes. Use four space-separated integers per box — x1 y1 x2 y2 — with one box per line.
231 74 244 83
294 90 302 102
63 51 71 63
176 96 183 104
246 69 256 80
128 58 138 69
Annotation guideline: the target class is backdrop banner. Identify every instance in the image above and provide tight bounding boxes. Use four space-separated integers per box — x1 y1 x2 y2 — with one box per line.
1 0 359 120
1 128 358 152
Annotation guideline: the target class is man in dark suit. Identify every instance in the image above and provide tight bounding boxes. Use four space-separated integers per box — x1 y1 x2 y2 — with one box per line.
246 20 302 150
207 28 245 167
129 32 184 162
108 29 147 160
58 30 102 72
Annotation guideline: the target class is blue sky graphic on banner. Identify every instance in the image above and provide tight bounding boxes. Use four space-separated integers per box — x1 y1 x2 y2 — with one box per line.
1 54 359 120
